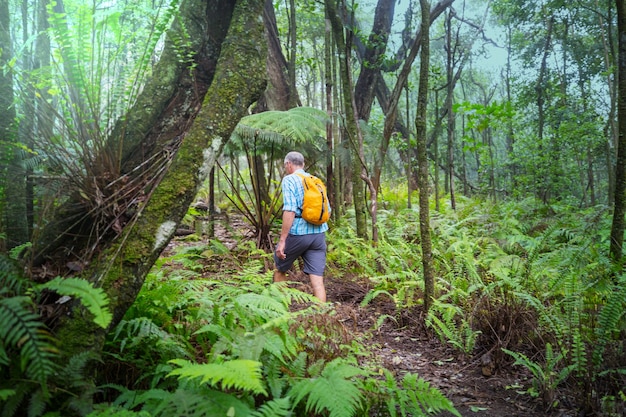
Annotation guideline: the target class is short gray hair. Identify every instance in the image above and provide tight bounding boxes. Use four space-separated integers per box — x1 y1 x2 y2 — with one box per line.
284 151 304 167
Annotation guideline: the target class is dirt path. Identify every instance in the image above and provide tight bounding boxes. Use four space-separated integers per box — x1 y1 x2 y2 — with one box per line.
321 275 577 417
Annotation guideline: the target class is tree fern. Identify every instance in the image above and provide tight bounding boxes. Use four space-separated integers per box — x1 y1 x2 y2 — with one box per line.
289 358 366 417
232 107 329 147
168 358 268 396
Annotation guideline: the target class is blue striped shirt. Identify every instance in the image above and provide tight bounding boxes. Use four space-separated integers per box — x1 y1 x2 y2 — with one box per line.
282 169 329 235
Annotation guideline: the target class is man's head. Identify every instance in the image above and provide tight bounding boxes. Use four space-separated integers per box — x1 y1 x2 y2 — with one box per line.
284 151 304 174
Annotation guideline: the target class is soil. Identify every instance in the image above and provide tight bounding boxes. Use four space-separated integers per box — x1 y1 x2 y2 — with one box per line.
169 215 580 417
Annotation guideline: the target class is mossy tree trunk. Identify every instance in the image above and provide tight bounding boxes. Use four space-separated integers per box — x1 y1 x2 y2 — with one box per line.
51 0 267 359
31 0 238 265
416 0 434 314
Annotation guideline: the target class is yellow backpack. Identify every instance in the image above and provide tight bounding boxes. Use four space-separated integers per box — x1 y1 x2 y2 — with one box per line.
295 173 331 225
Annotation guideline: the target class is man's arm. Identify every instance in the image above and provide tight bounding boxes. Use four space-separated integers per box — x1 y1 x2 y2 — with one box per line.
275 210 295 259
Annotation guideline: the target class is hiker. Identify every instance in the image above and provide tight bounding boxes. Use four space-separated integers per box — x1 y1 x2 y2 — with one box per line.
273 151 329 302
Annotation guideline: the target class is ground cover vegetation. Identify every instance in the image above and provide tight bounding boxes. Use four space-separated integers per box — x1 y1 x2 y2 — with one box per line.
1 0 626 416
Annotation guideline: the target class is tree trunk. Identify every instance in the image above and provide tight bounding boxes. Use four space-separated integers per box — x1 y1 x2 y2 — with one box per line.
536 15 554 203
31 0 237 265
445 10 456 209
325 0 368 239
287 0 299 108
51 0 267 359
416 0 434 314
353 0 396 122
610 0 626 262
0 0 28 250
325 15 336 221
258 0 300 111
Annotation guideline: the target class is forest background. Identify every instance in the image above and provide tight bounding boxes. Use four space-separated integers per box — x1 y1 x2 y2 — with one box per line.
1 0 625 416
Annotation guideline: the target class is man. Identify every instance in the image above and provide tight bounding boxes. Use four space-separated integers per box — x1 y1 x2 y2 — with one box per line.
273 151 329 302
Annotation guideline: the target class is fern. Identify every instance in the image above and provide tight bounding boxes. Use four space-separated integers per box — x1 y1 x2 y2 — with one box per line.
592 279 626 368
0 255 28 297
168 358 268 396
396 372 461 417
40 277 112 328
0 296 58 383
108 386 253 417
250 397 292 417
289 358 366 417
503 343 574 405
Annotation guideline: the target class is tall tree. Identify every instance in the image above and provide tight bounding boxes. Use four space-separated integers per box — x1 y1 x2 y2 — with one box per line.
27 0 267 365
610 0 626 261
416 0 434 314
0 0 28 250
325 0 369 239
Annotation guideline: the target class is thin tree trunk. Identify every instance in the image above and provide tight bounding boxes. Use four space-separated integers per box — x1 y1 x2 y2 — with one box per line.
445 10 456 209
599 0 617 204
0 0 28 250
610 0 626 262
536 15 554 203
287 0 299 108
416 0 434 314
433 89 440 210
325 16 336 222
325 0 368 239
354 0 396 122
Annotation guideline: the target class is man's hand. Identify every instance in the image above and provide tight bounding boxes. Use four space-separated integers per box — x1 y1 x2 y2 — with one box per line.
276 240 287 259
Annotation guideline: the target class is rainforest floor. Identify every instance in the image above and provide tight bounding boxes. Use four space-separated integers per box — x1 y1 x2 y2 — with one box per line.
167 215 580 417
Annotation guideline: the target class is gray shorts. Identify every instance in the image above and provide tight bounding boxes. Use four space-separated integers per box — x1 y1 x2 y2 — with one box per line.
274 233 327 276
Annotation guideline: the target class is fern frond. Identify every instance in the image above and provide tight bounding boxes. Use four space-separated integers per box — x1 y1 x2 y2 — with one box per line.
593 280 626 367
233 107 329 146
289 358 366 417
40 277 112 328
398 373 461 417
235 292 288 318
360 289 394 307
0 296 58 383
168 358 268 396
251 397 292 417
113 386 252 417
0 255 29 297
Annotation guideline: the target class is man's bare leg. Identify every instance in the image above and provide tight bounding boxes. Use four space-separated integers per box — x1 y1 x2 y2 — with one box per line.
309 274 326 302
273 270 288 282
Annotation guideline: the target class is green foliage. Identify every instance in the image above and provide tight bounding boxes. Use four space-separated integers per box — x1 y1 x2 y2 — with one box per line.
289 358 366 417
40 277 112 328
339 197 623 412
169 358 268 396
96 237 457 417
362 368 460 417
0 296 57 383
0 254 112 417
503 343 574 408
232 107 329 148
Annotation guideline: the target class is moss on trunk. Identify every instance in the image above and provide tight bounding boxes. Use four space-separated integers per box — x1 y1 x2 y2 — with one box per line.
55 0 267 359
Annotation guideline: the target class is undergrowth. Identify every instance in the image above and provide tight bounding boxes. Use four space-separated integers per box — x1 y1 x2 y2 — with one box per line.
93 238 460 417
4 194 625 416
354 195 625 414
